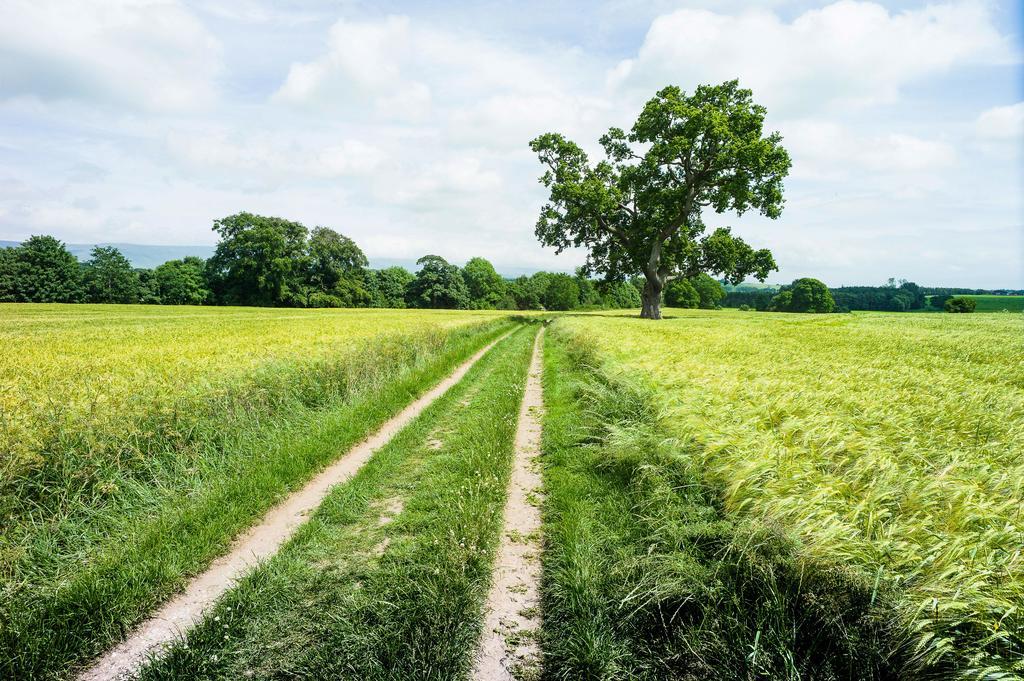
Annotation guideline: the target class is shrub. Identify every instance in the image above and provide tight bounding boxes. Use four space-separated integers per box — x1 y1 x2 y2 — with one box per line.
944 296 976 313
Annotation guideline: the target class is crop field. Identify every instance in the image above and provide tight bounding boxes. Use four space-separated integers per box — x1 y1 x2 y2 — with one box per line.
0 304 512 678
4 304 1022 680
553 309 1024 676
961 295 1024 312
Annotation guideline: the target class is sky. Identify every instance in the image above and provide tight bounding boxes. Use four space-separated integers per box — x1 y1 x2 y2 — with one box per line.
0 0 1021 287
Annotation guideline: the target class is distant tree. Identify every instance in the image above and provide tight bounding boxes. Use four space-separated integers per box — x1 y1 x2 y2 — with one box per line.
155 257 210 305
574 268 601 307
304 227 370 307
0 235 84 302
367 267 414 308
508 272 551 310
600 280 642 309
772 278 834 313
692 273 725 309
206 212 308 306
544 273 580 311
407 255 470 309
945 296 976 313
136 268 162 304
930 294 952 310
83 246 139 304
0 247 16 302
461 257 506 309
664 278 699 308
530 80 788 319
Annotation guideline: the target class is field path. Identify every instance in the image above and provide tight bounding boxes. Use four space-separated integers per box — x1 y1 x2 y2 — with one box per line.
472 328 545 680
78 330 514 681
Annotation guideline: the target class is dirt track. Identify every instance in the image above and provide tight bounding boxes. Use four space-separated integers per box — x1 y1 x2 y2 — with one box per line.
472 328 545 680
78 330 513 681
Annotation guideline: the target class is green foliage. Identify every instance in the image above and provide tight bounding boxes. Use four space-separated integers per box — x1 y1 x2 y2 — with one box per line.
136 269 162 304
366 266 414 308
461 256 506 309
83 246 139 304
0 235 84 303
664 278 699 308
692 272 725 308
600 280 642 309
206 213 309 306
575 268 601 307
154 257 210 305
531 80 788 318
930 294 952 310
944 296 976 313
304 226 370 307
543 273 580 311
771 278 835 313
407 255 470 309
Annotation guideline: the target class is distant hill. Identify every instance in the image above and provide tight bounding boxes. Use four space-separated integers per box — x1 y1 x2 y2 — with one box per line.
0 240 544 277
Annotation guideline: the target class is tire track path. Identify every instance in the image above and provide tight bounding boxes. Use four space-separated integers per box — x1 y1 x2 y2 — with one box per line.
79 330 514 681
473 328 545 680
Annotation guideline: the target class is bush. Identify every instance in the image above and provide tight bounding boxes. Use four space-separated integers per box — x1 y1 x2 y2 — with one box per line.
944 296 976 313
738 304 751 311
665 278 700 308
771 278 835 313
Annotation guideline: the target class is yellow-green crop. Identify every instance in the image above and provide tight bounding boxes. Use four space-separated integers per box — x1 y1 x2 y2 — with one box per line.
0 303 511 679
557 309 1024 675
1 304 503 480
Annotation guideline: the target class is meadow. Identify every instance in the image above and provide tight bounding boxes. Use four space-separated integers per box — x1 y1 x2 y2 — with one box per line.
0 304 512 678
962 295 1024 312
554 309 1024 676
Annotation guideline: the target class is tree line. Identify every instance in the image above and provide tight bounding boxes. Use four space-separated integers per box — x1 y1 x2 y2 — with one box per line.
0 213 645 311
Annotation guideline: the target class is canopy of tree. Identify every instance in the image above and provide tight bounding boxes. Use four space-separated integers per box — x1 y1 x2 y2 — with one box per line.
0 235 84 303
406 255 471 309
530 80 789 319
769 278 835 313
944 296 977 313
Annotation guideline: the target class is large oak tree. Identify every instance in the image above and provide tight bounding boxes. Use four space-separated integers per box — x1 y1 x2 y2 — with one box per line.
530 80 790 319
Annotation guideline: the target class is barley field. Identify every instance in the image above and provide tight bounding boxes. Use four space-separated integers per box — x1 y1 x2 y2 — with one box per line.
556 309 1024 674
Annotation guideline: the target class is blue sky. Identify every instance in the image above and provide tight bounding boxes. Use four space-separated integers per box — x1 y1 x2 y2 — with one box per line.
0 0 1021 287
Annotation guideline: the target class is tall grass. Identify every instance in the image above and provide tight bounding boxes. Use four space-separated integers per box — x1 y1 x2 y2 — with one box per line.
539 331 902 679
0 304 512 679
558 310 1024 677
138 325 538 680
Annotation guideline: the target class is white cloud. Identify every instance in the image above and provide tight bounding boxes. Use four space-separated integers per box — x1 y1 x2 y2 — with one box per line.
0 0 222 111
609 1 1012 113
783 120 955 179
167 130 384 178
975 102 1024 140
0 1 1020 287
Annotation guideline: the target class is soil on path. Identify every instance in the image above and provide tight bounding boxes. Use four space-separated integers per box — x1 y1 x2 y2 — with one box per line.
78 331 513 681
472 328 545 680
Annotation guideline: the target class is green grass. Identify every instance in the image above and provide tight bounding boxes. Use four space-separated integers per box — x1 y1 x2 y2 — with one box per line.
137 324 539 680
960 295 1024 312
1 309 515 680
558 309 1024 677
538 329 902 680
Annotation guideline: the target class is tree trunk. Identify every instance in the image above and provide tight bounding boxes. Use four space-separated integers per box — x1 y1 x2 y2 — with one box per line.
640 275 663 319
